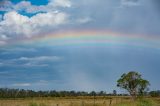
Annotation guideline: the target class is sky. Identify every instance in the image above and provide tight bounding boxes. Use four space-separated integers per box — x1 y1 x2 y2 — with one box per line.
0 0 160 92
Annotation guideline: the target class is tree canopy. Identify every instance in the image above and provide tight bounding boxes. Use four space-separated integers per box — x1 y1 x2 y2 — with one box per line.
117 71 150 100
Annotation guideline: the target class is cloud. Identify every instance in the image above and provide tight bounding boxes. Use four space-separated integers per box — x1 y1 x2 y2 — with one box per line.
121 0 140 7
76 17 93 24
1 0 160 46
34 80 49 86
0 11 68 40
52 0 72 8
0 0 72 45
14 1 49 13
12 83 31 87
22 62 49 67
0 34 9 40
0 0 12 11
2 47 37 52
0 55 62 67
0 47 37 55
18 56 62 62
1 0 71 13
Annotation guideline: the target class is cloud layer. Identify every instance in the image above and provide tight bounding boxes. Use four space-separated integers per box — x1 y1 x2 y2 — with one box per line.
0 0 160 46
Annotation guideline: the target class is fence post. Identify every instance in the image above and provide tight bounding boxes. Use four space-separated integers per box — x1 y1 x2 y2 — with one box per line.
121 97 122 103
81 101 85 106
103 101 106 106
93 94 96 106
109 98 112 106
115 97 117 104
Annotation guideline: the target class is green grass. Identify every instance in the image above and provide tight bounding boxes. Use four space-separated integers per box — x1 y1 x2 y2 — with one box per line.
137 99 157 106
114 98 158 106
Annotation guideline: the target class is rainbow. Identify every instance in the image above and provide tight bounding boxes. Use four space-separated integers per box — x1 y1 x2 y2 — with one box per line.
5 30 160 49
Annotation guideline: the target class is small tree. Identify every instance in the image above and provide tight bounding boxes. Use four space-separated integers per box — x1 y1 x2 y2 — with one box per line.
113 90 117 96
117 71 150 100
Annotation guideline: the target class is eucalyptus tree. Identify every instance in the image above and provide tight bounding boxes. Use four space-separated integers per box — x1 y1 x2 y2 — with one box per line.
117 71 150 100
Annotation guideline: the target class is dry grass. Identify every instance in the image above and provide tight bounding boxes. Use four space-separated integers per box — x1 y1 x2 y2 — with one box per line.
0 97 158 106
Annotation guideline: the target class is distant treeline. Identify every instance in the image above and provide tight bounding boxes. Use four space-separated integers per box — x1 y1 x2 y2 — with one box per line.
0 88 120 98
149 90 160 97
0 88 159 98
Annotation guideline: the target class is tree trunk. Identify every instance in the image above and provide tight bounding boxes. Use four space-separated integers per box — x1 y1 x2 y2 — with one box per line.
132 95 136 101
130 91 137 101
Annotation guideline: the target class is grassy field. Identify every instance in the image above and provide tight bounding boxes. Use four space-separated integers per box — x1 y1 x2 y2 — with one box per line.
0 97 159 106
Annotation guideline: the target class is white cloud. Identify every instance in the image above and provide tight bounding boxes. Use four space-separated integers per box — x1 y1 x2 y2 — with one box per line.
121 0 140 7
0 11 68 39
2 0 72 13
17 56 61 67
51 0 72 8
14 1 31 11
14 1 47 13
0 56 62 67
22 62 49 67
19 56 62 61
2 47 37 52
34 80 49 86
0 0 12 11
0 0 72 44
31 11 68 27
12 83 31 87
0 35 9 40
0 47 37 55
0 11 29 37
76 17 93 24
